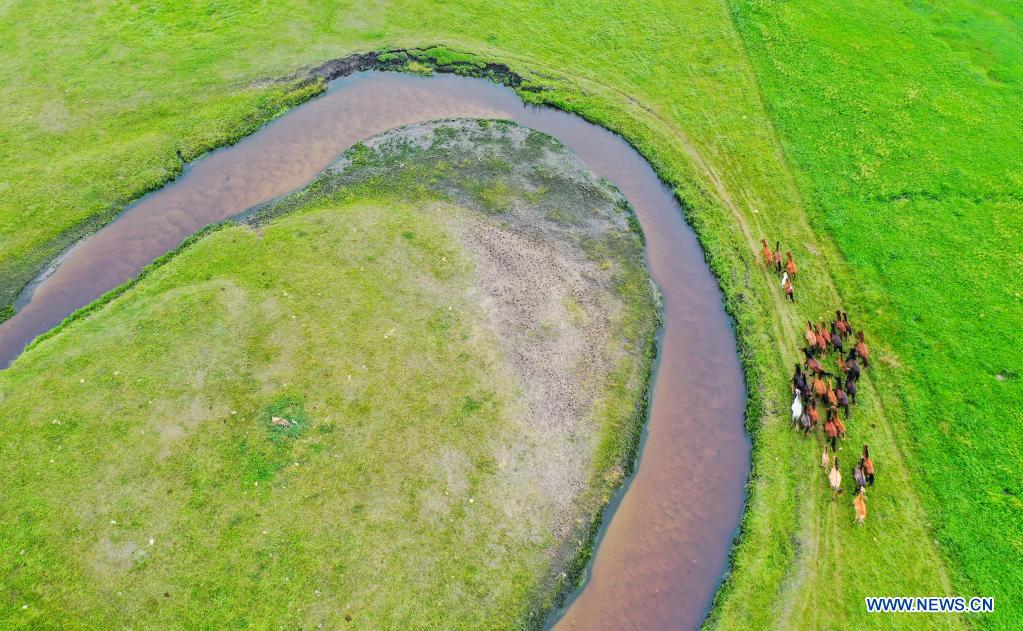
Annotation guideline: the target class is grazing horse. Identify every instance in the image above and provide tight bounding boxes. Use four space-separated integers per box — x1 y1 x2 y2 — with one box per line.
786 252 798 278
862 444 875 485
800 408 813 436
825 379 838 407
842 311 852 336
773 241 783 273
821 445 831 470
829 457 843 498
760 239 773 267
835 376 850 418
845 374 858 405
856 331 870 367
793 364 809 396
854 487 868 524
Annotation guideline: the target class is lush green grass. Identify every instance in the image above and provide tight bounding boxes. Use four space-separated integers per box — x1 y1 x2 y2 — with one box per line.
725 1 1023 627
0 123 657 627
1 0 1019 628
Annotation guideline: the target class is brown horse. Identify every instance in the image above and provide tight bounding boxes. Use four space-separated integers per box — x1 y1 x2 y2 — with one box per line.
830 406 846 439
807 397 820 429
805 321 818 351
813 373 828 397
760 239 772 267
835 309 849 338
824 416 838 451
773 241 783 273
854 487 867 524
804 348 824 376
862 444 875 485
856 331 870 367
815 323 829 354
783 274 795 303
786 252 798 278
825 379 838 407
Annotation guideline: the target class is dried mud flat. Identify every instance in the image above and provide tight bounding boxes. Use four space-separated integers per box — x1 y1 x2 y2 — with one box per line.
252 118 658 594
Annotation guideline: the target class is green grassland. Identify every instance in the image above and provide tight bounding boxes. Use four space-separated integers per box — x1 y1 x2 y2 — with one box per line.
722 1 1022 627
0 122 658 627
0 0 1020 628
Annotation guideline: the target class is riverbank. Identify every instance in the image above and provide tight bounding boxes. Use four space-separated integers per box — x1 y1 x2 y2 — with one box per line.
0 120 658 627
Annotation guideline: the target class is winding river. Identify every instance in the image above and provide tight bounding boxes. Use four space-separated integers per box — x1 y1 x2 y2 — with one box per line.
0 71 750 630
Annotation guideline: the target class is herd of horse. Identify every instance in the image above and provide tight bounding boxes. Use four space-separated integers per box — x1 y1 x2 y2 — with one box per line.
760 240 875 525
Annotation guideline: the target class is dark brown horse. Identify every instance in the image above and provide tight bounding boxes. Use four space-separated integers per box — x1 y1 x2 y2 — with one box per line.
862 444 875 485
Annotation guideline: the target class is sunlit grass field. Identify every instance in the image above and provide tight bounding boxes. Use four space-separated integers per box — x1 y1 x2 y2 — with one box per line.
726 1 1023 627
0 0 1020 628
0 124 658 627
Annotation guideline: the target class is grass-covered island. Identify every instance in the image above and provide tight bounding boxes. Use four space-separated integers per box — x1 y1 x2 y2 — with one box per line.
0 121 657 628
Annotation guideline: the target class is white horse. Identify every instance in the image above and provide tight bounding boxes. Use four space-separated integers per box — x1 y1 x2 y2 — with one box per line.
791 392 803 426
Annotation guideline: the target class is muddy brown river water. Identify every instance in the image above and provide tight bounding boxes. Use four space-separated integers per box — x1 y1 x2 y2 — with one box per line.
0 71 750 629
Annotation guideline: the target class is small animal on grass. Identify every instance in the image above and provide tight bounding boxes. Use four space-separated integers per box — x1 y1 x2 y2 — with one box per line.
791 392 804 427
829 457 844 498
855 331 870 367
792 364 809 396
821 445 831 470
825 378 838 407
271 416 293 428
862 444 875 485
773 241 783 273
824 414 838 451
835 376 850 418
853 461 867 490
786 252 798 278
761 239 773 267
854 487 868 524
782 272 795 302
845 374 858 405
842 311 853 336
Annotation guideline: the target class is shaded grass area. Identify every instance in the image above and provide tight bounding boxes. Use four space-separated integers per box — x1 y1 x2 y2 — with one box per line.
721 1 1022 628
0 122 657 628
